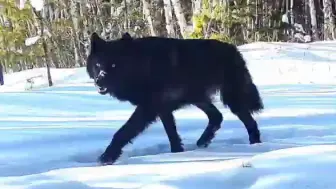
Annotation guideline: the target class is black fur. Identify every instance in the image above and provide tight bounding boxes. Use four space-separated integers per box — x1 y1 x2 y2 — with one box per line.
86 32 264 165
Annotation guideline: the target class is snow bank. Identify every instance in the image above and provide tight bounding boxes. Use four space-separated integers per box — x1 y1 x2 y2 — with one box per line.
0 67 91 92
240 41 336 85
1 145 334 189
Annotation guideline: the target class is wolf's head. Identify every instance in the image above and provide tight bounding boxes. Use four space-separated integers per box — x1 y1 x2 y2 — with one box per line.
86 32 133 95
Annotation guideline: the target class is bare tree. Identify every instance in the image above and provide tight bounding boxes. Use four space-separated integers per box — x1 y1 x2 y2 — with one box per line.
163 0 175 37
170 0 188 38
322 0 336 40
142 0 156 36
309 0 319 40
70 0 82 67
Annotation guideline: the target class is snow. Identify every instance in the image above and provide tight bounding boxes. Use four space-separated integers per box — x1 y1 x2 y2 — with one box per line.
25 36 41 46
30 0 44 11
16 0 44 11
0 67 89 92
0 40 336 189
281 13 289 24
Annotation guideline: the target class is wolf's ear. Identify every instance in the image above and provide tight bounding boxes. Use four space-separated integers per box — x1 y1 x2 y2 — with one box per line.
90 32 104 53
121 32 132 40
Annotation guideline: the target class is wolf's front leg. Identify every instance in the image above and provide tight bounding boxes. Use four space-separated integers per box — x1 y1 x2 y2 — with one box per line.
99 104 158 165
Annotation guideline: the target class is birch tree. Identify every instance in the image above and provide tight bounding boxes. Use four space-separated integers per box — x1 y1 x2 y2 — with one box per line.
322 0 336 40
170 0 188 38
309 0 319 40
142 0 156 36
163 0 175 37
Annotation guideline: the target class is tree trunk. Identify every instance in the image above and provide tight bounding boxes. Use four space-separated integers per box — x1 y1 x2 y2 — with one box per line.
170 0 188 38
163 0 175 37
246 0 250 36
70 0 83 67
153 0 167 36
322 0 336 40
34 9 53 87
289 0 294 37
142 0 156 35
123 0 130 31
309 0 319 40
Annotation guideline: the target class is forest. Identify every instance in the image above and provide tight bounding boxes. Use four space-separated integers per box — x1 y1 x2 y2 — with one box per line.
0 0 335 80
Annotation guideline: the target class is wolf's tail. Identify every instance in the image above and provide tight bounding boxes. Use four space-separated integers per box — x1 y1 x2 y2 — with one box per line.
220 46 264 114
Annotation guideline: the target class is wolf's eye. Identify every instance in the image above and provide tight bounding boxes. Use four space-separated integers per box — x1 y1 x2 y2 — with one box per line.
112 64 116 68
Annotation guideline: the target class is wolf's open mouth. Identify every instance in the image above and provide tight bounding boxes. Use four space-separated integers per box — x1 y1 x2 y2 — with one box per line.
97 87 108 94
94 83 108 94
98 87 107 93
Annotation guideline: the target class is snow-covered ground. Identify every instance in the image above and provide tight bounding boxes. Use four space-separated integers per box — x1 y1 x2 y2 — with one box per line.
0 41 336 189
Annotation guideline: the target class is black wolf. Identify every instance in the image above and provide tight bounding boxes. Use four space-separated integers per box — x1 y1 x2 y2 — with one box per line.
86 32 264 165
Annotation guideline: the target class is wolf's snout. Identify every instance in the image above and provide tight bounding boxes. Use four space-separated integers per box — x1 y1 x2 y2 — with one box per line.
95 70 107 86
